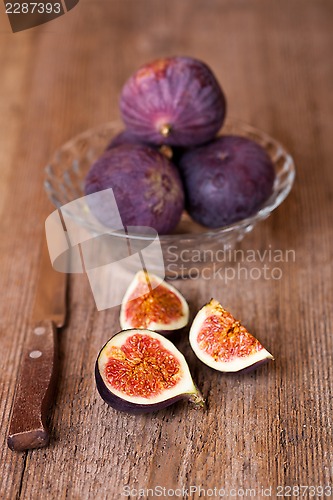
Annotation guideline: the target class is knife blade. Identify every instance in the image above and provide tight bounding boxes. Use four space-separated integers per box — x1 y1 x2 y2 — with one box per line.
8 235 67 451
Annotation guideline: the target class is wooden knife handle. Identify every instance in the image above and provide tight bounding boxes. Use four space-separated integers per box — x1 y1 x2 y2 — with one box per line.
7 319 58 451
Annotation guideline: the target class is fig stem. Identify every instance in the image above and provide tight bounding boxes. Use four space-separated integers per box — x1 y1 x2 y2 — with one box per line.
159 145 173 159
188 388 205 409
160 124 172 137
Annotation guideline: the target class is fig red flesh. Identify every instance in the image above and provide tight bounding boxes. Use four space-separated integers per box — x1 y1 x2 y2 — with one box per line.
120 271 189 334
105 334 182 398
125 283 182 327
197 314 264 362
189 299 273 372
96 329 204 413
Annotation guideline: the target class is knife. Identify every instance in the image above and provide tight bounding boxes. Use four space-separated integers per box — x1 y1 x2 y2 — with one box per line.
8 236 67 451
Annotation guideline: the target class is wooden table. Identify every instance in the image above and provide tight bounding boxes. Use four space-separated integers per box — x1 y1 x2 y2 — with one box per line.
1 1 332 498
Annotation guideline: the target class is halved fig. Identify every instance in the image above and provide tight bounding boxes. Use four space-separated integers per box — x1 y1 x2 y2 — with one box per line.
189 299 274 372
120 271 189 335
95 329 204 413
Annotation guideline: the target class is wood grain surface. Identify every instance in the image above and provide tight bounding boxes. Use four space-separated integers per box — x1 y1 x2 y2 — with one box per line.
0 1 332 498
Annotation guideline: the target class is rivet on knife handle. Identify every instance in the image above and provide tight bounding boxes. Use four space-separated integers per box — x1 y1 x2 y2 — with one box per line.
8 319 58 452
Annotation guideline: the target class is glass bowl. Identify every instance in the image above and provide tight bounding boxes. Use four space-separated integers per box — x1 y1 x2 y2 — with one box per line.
44 119 295 279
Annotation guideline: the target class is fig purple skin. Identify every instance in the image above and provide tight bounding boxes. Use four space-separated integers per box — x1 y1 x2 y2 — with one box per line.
233 358 271 375
179 135 276 228
105 130 154 151
84 144 184 234
105 129 178 161
120 56 226 147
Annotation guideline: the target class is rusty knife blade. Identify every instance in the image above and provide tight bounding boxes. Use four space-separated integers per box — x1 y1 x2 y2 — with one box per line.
32 236 67 327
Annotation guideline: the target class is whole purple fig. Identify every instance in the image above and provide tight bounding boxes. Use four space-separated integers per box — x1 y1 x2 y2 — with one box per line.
84 144 184 234
120 57 226 147
179 135 276 228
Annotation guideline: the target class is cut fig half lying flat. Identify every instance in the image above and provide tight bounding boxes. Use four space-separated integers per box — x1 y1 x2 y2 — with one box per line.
96 329 204 414
189 299 274 373
120 271 189 335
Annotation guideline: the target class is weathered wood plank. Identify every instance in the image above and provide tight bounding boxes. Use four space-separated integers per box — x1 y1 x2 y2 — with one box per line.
0 1 332 498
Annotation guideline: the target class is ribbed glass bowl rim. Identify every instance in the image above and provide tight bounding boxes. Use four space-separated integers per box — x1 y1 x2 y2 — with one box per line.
44 119 295 242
